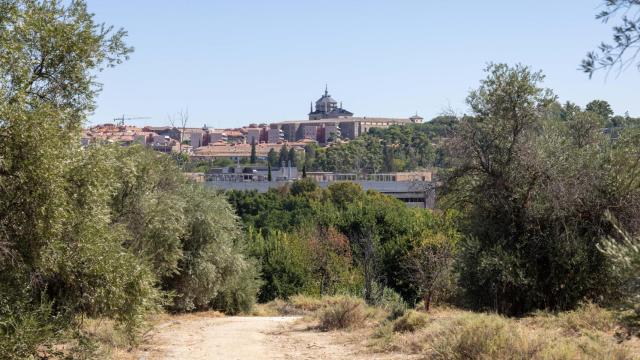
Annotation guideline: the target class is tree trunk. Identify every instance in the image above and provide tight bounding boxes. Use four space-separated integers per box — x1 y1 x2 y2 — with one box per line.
423 293 431 312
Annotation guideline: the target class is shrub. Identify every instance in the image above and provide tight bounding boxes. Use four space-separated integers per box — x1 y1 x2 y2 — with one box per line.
392 310 429 333
430 314 541 360
288 295 326 313
0 291 59 360
378 287 408 320
318 297 367 331
427 311 634 360
539 335 633 360
532 302 615 335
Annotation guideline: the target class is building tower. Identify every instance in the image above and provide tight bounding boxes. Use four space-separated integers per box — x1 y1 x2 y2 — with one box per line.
308 85 354 120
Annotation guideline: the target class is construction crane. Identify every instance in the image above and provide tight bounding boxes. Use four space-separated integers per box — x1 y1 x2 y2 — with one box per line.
113 115 151 126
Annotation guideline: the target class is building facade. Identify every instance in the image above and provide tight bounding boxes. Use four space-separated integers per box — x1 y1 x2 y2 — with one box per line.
269 87 423 143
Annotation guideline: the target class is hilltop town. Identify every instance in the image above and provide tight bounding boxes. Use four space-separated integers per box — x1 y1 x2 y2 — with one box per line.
82 87 423 162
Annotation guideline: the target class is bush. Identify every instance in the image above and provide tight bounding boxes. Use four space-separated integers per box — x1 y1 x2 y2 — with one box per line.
427 311 634 360
377 287 408 320
432 314 539 360
318 297 367 331
288 295 326 313
525 302 615 335
392 310 429 333
0 291 59 360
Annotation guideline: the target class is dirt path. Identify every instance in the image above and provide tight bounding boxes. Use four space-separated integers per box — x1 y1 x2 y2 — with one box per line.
136 314 407 360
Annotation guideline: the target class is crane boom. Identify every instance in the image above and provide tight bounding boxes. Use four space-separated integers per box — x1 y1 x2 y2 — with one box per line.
113 115 151 126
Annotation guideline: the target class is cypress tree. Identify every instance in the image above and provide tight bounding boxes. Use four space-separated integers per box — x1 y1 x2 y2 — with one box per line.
278 145 288 166
250 138 257 164
288 147 297 167
267 163 272 181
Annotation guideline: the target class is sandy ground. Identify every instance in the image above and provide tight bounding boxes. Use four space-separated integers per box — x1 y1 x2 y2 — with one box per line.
135 314 409 360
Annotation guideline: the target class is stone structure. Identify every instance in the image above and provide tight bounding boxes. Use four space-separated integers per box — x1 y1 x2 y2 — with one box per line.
269 87 423 143
308 85 354 120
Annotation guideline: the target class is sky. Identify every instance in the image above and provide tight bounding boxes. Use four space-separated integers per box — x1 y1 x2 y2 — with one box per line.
86 0 639 128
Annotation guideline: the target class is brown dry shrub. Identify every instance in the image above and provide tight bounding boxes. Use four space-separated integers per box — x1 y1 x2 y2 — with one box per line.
392 310 429 333
318 297 367 331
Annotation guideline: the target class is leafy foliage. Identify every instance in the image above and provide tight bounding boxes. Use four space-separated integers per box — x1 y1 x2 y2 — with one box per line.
582 0 640 77
598 214 640 319
228 182 459 305
0 3 259 354
445 63 640 315
304 117 457 173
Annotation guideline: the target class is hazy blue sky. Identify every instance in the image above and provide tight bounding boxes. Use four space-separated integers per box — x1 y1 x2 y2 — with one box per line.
86 0 639 128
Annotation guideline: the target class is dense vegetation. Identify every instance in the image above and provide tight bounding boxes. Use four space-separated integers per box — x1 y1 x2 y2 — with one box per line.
301 116 457 173
227 181 459 305
0 2 257 357
444 63 640 315
2 1 640 358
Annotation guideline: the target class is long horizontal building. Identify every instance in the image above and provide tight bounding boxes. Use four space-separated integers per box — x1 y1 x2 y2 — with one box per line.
270 87 423 143
191 140 312 161
201 169 435 208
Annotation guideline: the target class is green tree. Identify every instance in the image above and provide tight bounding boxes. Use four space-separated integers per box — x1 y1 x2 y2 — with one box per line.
598 213 640 319
248 229 314 302
585 99 614 122
405 233 456 311
165 183 260 313
0 1 169 354
288 147 297 167
250 138 257 164
267 163 272 181
446 63 640 315
278 144 289 166
267 148 278 166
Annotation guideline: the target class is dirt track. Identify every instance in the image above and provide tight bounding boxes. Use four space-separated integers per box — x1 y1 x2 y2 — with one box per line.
137 315 406 360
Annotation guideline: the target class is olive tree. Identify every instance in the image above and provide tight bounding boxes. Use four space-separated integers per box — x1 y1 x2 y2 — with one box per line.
445 63 640 315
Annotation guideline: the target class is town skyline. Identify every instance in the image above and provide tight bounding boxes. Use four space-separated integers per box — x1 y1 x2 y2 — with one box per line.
86 0 640 128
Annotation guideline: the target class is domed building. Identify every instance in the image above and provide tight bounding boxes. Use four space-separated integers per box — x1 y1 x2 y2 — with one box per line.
308 86 354 120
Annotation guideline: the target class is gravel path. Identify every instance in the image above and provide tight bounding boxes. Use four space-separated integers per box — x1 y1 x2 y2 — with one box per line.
137 315 406 360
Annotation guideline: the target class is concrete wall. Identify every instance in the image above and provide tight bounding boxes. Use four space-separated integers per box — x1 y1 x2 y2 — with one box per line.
204 180 435 208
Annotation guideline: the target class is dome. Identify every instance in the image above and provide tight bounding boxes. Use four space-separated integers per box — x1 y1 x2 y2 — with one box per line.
316 94 337 105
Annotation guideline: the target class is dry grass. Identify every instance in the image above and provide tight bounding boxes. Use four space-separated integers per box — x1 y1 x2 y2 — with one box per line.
392 310 429 333
54 318 140 360
251 295 374 316
318 297 368 331
369 305 639 360
252 296 639 359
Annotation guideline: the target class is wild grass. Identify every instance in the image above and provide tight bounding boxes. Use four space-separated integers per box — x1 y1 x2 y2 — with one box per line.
392 310 429 333
318 297 368 331
372 305 638 360
256 296 639 359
